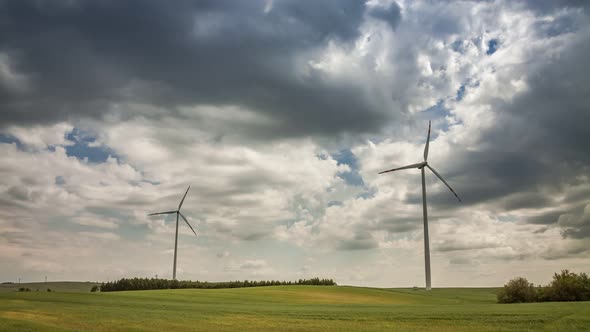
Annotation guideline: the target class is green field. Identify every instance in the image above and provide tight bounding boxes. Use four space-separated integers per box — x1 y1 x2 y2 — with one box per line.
1 285 589 331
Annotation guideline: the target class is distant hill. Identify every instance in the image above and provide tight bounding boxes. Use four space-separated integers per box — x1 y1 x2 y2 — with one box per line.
0 281 100 293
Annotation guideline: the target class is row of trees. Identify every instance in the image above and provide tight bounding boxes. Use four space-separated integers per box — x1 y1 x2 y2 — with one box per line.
18 288 52 292
497 270 590 303
100 277 336 292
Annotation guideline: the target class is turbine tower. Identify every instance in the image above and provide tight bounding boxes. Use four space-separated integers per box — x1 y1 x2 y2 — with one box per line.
378 121 460 290
148 186 198 280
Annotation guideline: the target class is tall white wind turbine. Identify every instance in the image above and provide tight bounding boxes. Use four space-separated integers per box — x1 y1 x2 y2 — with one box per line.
378 121 460 290
148 186 198 280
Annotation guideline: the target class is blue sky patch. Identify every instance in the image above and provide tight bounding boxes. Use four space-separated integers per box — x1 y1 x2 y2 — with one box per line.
456 85 466 101
487 39 498 55
535 15 576 37
497 215 518 223
65 128 115 163
423 99 448 116
2 128 116 163
0 133 25 150
356 187 377 200
451 40 463 53
328 200 343 207
333 149 364 186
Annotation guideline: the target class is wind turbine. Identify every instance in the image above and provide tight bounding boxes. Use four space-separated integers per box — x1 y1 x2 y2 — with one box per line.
378 121 460 290
148 186 197 280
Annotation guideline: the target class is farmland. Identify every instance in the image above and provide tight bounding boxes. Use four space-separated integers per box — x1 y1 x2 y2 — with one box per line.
1 284 589 331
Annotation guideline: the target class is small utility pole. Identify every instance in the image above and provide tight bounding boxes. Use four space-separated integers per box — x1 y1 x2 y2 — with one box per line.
45 276 47 284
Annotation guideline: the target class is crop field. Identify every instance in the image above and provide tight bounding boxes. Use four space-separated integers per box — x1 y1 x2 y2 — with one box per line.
1 285 589 331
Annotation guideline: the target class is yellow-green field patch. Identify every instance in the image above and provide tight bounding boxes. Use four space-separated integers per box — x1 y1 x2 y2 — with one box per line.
0 310 58 322
1 285 589 331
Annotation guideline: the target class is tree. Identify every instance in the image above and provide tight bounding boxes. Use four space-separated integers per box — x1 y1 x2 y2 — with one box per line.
90 285 99 292
497 277 537 303
99 277 336 292
545 270 590 302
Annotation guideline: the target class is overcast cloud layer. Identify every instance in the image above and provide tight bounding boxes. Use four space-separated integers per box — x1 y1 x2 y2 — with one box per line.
1 0 589 287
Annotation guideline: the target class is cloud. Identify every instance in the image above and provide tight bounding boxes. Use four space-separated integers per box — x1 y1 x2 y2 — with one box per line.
366 1 402 29
558 203 590 239
78 231 120 241
239 259 268 270
436 239 504 253
5 122 73 150
0 52 30 93
216 251 230 259
1 1 590 286
0 0 397 140
223 259 274 278
336 232 379 251
71 213 119 230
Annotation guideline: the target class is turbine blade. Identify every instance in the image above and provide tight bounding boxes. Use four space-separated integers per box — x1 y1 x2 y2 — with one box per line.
426 165 461 202
148 210 177 216
178 186 191 210
179 212 198 238
424 120 431 161
378 162 425 174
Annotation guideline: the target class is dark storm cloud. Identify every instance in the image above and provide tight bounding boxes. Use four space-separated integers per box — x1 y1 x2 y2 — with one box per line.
498 192 552 211
366 1 402 29
336 231 378 250
523 0 590 14
542 240 590 260
436 240 502 252
372 216 420 233
6 186 29 201
557 203 590 239
0 0 400 138
361 199 422 234
528 211 566 225
561 226 590 239
449 257 472 265
421 9 590 217
423 150 557 209
209 217 271 242
471 28 590 200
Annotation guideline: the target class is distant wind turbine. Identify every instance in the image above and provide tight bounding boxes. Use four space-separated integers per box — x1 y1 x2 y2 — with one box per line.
148 186 197 280
378 121 461 290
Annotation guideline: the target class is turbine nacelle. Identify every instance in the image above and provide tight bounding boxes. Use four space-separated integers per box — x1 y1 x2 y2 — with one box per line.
378 122 460 202
148 186 197 236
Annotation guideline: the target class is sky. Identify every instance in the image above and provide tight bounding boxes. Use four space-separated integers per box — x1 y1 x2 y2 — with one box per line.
1 0 589 287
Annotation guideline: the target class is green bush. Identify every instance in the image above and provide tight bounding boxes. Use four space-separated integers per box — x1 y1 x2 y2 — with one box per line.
545 270 590 302
90 285 99 292
498 270 590 303
497 277 537 303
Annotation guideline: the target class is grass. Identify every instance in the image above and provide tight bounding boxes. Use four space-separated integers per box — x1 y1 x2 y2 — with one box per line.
1 285 589 331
